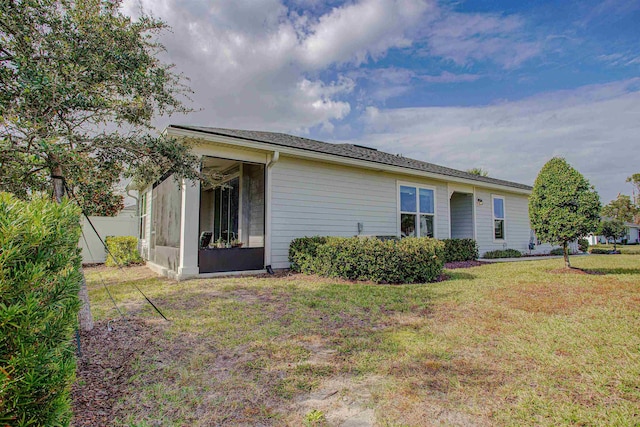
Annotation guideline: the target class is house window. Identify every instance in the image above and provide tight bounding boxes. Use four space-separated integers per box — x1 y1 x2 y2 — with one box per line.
139 192 148 240
400 184 435 237
493 196 505 240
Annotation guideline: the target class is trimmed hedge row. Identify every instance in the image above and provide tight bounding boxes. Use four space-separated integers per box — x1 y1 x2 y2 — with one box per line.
590 248 620 254
442 238 478 262
105 235 144 267
288 236 327 272
0 193 82 426
482 249 522 259
289 236 445 283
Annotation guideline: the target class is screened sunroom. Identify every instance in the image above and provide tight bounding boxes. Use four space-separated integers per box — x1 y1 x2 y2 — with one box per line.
197 156 265 273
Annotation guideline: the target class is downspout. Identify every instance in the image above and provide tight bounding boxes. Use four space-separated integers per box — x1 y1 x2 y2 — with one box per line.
126 187 139 218
126 185 141 255
265 151 280 273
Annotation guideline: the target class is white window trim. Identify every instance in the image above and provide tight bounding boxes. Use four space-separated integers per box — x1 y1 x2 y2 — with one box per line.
492 194 506 242
397 181 437 238
139 191 149 241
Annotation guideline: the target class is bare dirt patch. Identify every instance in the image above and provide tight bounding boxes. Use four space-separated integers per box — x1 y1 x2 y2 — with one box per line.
287 340 379 426
292 376 379 426
445 260 486 269
71 318 163 427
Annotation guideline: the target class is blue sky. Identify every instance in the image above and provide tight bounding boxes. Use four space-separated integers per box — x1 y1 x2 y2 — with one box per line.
124 0 640 203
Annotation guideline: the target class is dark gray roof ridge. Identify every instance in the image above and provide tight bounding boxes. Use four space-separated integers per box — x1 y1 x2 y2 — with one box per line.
169 124 532 191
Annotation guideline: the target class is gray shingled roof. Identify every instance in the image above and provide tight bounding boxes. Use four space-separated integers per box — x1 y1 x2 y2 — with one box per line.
169 124 532 191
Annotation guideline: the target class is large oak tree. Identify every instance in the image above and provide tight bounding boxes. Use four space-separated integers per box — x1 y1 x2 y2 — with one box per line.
1 0 204 329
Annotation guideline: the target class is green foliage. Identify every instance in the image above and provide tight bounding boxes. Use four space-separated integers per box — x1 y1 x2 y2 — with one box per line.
602 194 638 223
0 0 203 208
466 167 489 177
578 238 589 253
529 158 601 266
627 173 640 195
482 249 522 259
0 193 82 427
288 236 329 272
105 236 144 267
589 248 618 254
303 409 327 427
549 248 565 256
590 244 640 254
290 236 444 284
442 238 479 262
598 220 627 251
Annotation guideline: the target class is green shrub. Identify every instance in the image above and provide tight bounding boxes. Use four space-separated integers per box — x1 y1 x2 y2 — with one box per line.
578 238 589 253
294 236 444 284
442 238 479 262
0 193 82 426
482 249 522 259
288 236 328 272
549 247 565 256
590 248 619 254
105 235 143 267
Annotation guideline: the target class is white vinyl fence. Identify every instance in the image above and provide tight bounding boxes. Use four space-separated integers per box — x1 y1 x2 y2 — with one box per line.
79 214 138 264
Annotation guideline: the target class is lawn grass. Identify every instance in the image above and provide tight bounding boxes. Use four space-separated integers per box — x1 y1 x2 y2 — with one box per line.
80 255 640 426
591 244 640 255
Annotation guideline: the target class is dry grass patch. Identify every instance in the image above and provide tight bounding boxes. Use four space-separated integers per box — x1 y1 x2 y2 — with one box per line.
74 255 640 426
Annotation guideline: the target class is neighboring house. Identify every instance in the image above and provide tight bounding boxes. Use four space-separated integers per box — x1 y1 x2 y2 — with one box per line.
79 204 139 263
587 222 640 246
627 223 640 243
139 125 553 280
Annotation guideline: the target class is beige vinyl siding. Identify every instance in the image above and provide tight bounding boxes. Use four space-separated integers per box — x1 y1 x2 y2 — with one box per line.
474 189 553 255
449 193 474 239
269 156 449 268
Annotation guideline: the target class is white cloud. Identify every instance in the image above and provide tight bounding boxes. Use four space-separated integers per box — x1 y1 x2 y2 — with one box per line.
120 0 435 132
421 71 481 83
354 79 640 202
121 0 542 133
423 11 542 68
597 52 640 67
298 0 431 68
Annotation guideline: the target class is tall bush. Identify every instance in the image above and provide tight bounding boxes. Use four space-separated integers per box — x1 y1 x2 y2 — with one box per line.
0 193 82 426
105 236 144 267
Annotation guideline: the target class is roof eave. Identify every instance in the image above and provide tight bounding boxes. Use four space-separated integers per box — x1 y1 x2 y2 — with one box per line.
167 125 532 195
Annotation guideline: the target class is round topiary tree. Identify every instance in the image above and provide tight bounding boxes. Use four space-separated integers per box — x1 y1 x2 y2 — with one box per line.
599 219 627 252
529 157 601 268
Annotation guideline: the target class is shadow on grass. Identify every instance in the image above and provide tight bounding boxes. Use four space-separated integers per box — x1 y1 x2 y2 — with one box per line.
584 268 640 275
445 271 476 281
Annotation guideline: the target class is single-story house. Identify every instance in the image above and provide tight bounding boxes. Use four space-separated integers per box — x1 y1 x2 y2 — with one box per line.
139 125 553 280
587 222 640 245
